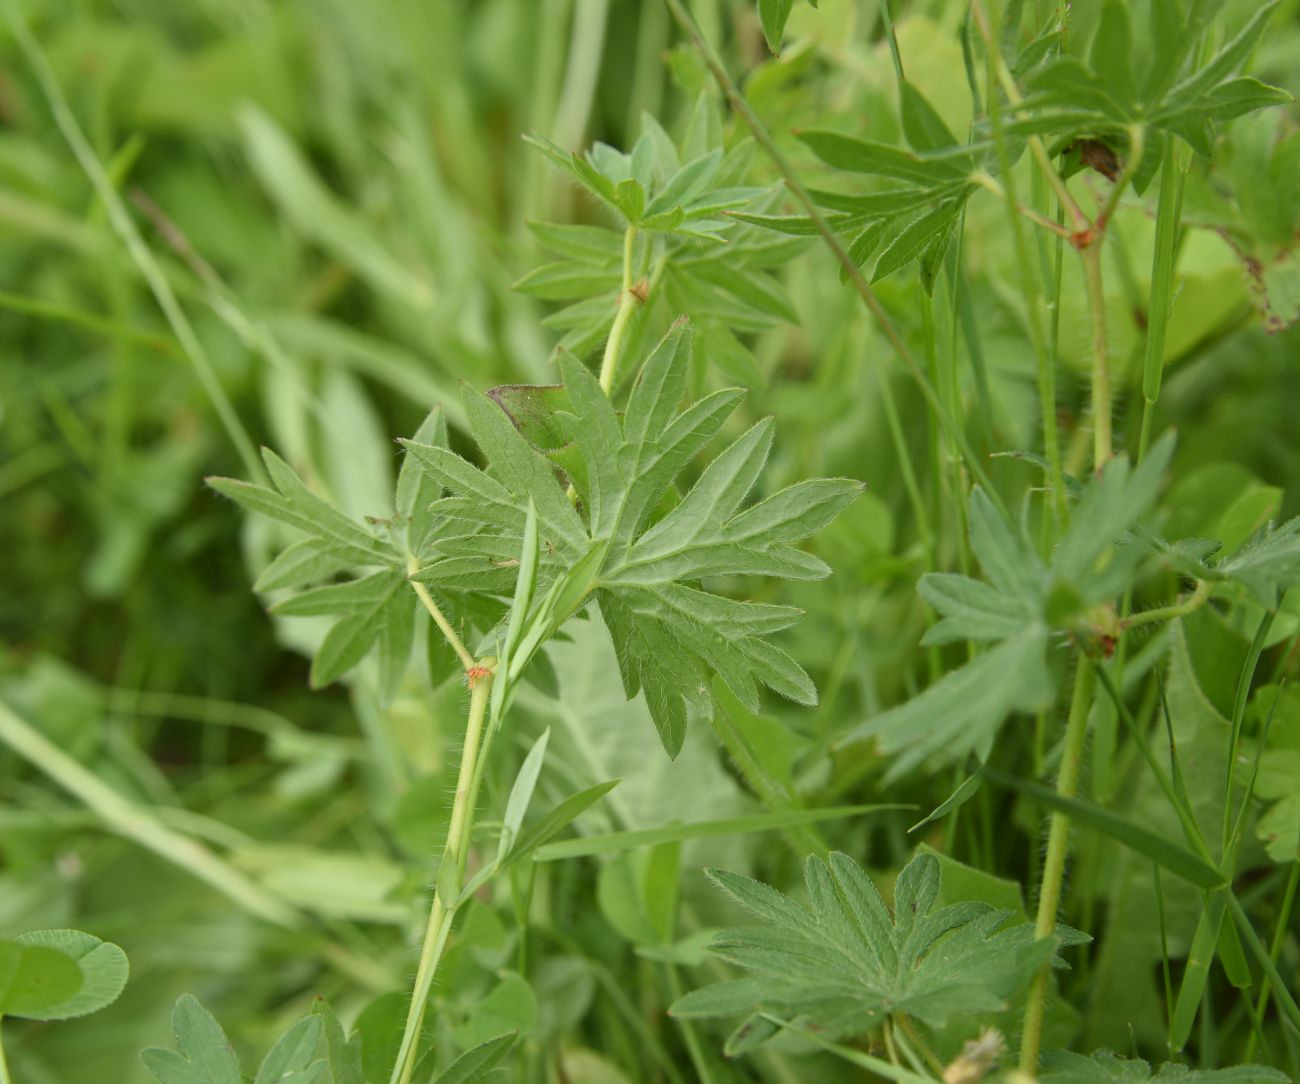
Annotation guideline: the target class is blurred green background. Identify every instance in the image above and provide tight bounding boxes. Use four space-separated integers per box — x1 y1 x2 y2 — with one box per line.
3 1 1300 1080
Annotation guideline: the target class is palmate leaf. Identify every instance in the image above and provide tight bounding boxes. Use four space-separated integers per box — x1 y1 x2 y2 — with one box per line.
144 996 363 1084
749 85 975 289
1007 0 1288 187
1038 1049 1288 1083
845 437 1176 778
523 102 759 241
402 321 860 757
142 995 243 1084
521 98 805 367
1138 514 1300 609
1215 517 1300 606
207 411 460 698
671 851 1076 1049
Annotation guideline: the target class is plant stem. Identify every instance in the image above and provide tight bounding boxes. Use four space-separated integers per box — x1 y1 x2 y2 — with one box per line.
0 698 300 928
1096 125 1145 232
969 0 1086 230
1076 130 1145 470
408 555 477 672
971 171 1073 239
881 1017 900 1066
1121 579 1213 630
1137 138 1186 463
1080 241 1112 467
598 224 640 394
895 1013 947 1078
1020 655 1095 1073
0 1024 11 1084
976 18 1067 526
390 663 496 1084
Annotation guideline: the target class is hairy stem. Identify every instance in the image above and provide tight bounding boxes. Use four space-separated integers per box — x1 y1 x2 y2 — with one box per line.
598 224 640 394
1081 242 1112 468
1137 138 1186 463
895 1013 946 1078
390 664 496 1084
408 556 477 672
1021 655 1095 1072
975 15 1067 526
1122 578 1212 630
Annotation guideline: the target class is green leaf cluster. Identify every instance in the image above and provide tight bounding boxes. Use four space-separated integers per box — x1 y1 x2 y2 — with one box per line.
403 321 861 756
1016 1 1290 185
142 995 514 1084
520 96 806 372
846 436 1175 778
208 408 465 699
741 102 975 292
1039 1049 1288 1083
742 0 1290 284
670 851 1080 1054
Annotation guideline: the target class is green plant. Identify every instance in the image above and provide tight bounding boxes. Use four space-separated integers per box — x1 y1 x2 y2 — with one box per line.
4 1 1300 1082
0 930 128 1083
206 316 859 1080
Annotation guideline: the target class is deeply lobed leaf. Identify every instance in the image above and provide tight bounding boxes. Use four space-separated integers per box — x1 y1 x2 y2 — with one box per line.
672 851 1074 1045
402 320 860 756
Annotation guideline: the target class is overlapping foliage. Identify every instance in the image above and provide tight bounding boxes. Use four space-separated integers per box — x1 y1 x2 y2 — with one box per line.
3 1 1300 1083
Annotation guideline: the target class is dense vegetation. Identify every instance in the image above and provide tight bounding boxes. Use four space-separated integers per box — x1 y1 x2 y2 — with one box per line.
2 1 1299 1082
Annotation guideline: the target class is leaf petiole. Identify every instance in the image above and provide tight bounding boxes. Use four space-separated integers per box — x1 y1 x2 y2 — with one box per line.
1121 578 1213 631
407 555 477 673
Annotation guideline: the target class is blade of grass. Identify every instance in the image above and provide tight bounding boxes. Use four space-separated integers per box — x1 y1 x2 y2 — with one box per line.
1226 890 1300 1036
7 5 264 483
0 698 299 927
0 288 176 355
531 804 906 860
1244 860 1300 1059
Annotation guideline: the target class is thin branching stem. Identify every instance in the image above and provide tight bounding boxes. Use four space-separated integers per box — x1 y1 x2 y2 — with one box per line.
407 556 477 672
1021 655 1095 1071
971 171 1073 239
975 12 1067 524
969 0 1086 230
1122 579 1213 630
